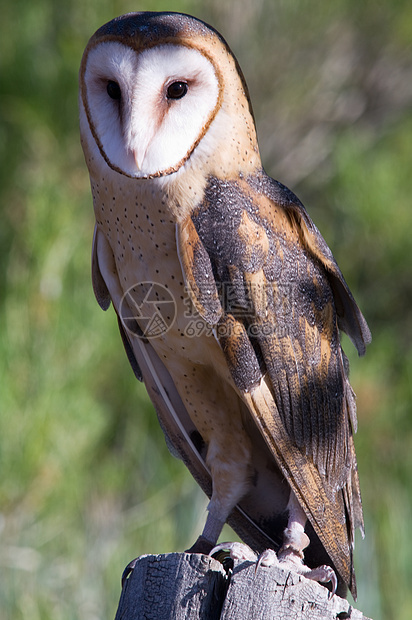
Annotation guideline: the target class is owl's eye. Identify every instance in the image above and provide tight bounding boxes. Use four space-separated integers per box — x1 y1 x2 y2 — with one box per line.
107 80 121 100
166 81 188 100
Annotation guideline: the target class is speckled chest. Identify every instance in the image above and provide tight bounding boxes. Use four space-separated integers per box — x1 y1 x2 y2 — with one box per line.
90 173 223 368
91 175 176 273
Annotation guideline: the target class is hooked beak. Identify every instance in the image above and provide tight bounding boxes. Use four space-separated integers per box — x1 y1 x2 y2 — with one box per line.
133 148 147 173
129 128 151 175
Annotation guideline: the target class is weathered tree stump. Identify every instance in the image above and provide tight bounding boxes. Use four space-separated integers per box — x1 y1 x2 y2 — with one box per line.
114 553 371 620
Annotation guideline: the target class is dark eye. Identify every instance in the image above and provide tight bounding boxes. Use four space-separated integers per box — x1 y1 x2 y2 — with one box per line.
166 81 188 100
107 80 121 100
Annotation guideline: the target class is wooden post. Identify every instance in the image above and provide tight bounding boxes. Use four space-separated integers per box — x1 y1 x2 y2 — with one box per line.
114 553 371 620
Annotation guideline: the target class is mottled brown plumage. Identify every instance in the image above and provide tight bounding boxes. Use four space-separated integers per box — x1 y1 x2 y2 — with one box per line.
79 11 371 599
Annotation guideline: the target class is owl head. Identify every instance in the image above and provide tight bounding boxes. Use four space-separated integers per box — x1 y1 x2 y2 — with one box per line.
79 12 260 181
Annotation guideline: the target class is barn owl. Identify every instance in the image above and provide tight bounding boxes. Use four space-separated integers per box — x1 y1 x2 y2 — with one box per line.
79 11 371 599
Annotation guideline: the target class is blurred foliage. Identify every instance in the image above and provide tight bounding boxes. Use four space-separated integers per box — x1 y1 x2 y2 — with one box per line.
0 0 411 618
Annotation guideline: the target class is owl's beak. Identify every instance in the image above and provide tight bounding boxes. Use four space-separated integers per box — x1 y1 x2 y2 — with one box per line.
132 142 150 173
133 151 144 171
129 123 152 175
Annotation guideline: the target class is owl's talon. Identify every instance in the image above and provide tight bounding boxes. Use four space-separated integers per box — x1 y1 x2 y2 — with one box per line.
210 541 257 563
256 548 278 571
304 564 338 598
121 558 138 588
279 551 338 596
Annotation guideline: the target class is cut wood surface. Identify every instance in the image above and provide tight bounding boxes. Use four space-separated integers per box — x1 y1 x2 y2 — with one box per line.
114 552 371 620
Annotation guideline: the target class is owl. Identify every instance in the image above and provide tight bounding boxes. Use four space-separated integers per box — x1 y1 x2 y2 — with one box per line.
79 11 371 599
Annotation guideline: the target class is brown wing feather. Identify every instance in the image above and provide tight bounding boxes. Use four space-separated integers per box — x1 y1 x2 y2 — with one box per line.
189 175 360 479
243 383 355 594
183 172 369 597
284 203 372 356
176 216 222 325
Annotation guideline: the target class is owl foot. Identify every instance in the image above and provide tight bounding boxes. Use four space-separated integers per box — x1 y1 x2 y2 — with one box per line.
210 542 336 597
277 543 337 598
275 492 338 597
209 541 258 563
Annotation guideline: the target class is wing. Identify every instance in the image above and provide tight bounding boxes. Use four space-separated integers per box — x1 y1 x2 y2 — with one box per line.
177 172 370 597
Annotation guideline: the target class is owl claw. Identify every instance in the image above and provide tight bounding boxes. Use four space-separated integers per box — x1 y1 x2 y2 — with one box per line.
210 543 336 596
304 565 338 598
256 548 278 573
278 547 338 597
121 558 139 588
209 541 257 563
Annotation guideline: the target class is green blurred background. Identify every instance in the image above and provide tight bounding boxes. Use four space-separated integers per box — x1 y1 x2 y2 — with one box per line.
1 0 411 618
